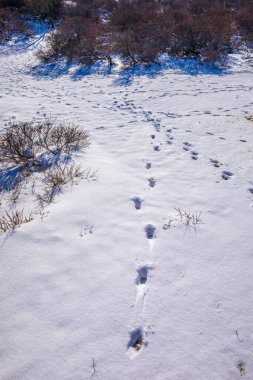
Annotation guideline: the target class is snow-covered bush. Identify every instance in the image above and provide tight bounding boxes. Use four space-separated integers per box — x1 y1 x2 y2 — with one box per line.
0 118 90 168
0 118 92 232
36 163 95 205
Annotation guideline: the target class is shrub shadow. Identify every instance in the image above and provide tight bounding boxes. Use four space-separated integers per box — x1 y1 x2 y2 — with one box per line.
113 56 228 86
29 53 229 83
0 166 23 192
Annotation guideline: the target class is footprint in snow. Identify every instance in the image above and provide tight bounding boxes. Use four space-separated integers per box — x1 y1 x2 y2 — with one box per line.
222 171 234 180
148 177 156 188
146 162 152 169
132 197 142 210
145 224 156 239
128 328 144 352
183 142 192 151
191 151 199 160
248 188 253 194
136 265 152 285
154 145 161 152
237 362 246 376
210 158 221 168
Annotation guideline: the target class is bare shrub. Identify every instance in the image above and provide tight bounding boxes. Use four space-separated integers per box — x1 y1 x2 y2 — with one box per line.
236 3 253 43
0 209 33 233
24 0 61 22
42 162 84 188
7 170 30 204
36 0 249 65
37 15 114 65
0 118 90 168
0 8 31 42
111 1 163 65
0 122 42 166
36 163 96 206
48 122 90 153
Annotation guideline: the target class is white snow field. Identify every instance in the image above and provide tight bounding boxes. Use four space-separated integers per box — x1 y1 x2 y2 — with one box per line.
0 32 253 380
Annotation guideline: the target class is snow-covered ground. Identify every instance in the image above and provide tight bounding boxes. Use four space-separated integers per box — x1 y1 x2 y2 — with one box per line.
0 32 253 380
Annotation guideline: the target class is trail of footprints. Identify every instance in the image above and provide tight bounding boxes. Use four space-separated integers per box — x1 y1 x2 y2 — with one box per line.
114 95 237 184
127 139 158 357
127 102 242 358
182 140 236 180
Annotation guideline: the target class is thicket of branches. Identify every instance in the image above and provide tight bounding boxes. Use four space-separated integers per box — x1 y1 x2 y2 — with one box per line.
0 118 89 167
37 0 253 64
1 0 253 61
0 118 92 232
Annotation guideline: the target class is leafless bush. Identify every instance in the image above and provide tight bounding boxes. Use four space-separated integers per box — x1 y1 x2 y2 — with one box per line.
236 4 253 43
7 172 28 204
36 163 96 206
0 118 90 168
48 122 90 153
37 0 251 65
43 162 84 187
0 8 32 42
0 209 33 233
24 0 61 21
37 16 113 65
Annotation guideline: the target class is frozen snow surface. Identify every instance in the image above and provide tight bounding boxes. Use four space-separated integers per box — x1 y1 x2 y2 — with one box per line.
0 31 253 380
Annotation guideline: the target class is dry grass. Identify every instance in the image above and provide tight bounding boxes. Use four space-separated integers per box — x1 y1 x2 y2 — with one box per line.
175 208 203 230
36 164 96 206
0 209 33 233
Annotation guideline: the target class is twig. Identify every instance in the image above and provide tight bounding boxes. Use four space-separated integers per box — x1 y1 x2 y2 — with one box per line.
91 357 96 377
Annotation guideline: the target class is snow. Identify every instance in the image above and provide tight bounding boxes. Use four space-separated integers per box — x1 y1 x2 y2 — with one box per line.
0 32 253 380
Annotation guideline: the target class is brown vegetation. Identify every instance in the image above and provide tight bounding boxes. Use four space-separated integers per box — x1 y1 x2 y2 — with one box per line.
1 0 253 63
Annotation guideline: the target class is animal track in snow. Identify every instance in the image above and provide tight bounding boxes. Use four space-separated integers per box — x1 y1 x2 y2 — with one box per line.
191 151 199 160
146 162 152 169
166 134 174 144
210 158 221 168
145 224 156 239
248 188 253 194
132 197 142 210
237 362 246 376
148 177 156 188
183 142 192 151
127 328 145 356
154 145 161 152
222 170 234 180
136 265 152 285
